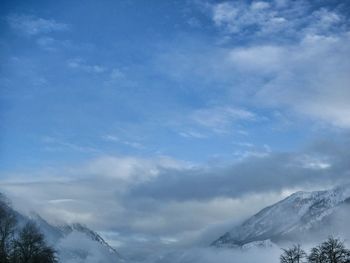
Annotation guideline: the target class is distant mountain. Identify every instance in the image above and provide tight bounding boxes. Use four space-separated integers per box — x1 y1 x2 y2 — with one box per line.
212 185 350 248
0 196 122 263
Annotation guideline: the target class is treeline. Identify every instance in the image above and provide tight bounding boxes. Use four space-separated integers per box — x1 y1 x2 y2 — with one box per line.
280 237 350 263
0 195 57 263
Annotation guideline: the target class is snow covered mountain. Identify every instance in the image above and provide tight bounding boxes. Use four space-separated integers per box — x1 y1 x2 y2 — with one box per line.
212 185 350 248
0 197 122 263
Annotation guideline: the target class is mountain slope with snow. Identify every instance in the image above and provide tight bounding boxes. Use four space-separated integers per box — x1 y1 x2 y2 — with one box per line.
212 185 350 247
0 197 122 262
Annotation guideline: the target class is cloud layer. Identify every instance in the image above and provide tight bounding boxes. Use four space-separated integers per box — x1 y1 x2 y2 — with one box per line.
1 137 350 257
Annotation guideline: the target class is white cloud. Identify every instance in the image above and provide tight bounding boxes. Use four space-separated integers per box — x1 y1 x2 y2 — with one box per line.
102 134 120 142
254 32 350 128
229 45 285 73
306 8 344 35
212 2 239 29
211 1 285 34
2 137 350 259
42 136 100 154
209 0 345 38
251 1 270 10
7 14 69 36
158 3 350 129
144 246 281 263
110 68 125 80
190 106 255 134
67 58 107 73
36 36 72 51
57 232 118 263
179 130 207 139
77 156 192 185
291 154 331 170
102 134 145 149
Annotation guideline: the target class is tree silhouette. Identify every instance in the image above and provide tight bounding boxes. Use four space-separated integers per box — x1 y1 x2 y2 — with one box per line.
282 238 350 263
0 196 57 263
308 246 327 263
12 222 58 263
318 237 350 263
0 195 17 263
280 244 307 263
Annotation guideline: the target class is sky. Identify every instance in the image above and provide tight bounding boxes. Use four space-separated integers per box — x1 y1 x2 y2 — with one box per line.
1 0 350 261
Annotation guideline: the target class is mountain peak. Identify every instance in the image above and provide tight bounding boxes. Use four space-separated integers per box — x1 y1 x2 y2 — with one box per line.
0 193 122 262
212 184 350 247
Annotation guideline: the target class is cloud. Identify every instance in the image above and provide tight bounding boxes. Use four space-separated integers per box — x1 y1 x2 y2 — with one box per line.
228 45 286 73
227 31 350 128
57 231 118 263
80 155 188 182
156 1 350 129
178 130 207 139
208 0 345 38
109 68 125 80
210 0 289 35
42 136 100 154
36 36 72 51
2 137 350 223
254 32 350 128
67 58 107 74
127 155 321 201
102 135 120 142
145 246 281 263
7 14 69 36
190 106 255 134
102 134 145 149
1 137 350 261
169 106 256 138
125 137 350 202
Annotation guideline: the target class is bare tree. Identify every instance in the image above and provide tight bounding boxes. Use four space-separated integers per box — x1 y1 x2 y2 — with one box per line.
12 222 57 263
309 246 327 263
318 237 350 263
0 195 17 263
280 244 307 263
282 237 350 263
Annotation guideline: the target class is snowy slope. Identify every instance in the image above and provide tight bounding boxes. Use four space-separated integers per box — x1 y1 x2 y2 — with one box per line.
0 198 122 262
59 223 121 256
212 185 350 247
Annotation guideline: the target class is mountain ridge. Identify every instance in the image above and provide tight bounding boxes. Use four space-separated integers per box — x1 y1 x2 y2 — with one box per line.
0 195 122 262
212 184 350 248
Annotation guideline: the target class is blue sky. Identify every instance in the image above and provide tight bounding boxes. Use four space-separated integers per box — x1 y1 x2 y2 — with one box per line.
1 0 350 259
1 0 335 171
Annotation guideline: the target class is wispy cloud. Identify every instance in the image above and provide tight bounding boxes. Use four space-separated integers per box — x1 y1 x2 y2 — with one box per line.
67 58 106 73
42 136 100 154
102 135 120 142
208 0 345 39
7 14 69 36
36 36 72 51
188 106 255 135
178 130 208 139
156 1 350 129
254 32 350 128
102 134 145 150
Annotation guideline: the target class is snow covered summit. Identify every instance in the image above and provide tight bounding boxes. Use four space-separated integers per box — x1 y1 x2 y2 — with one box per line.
212 184 350 247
